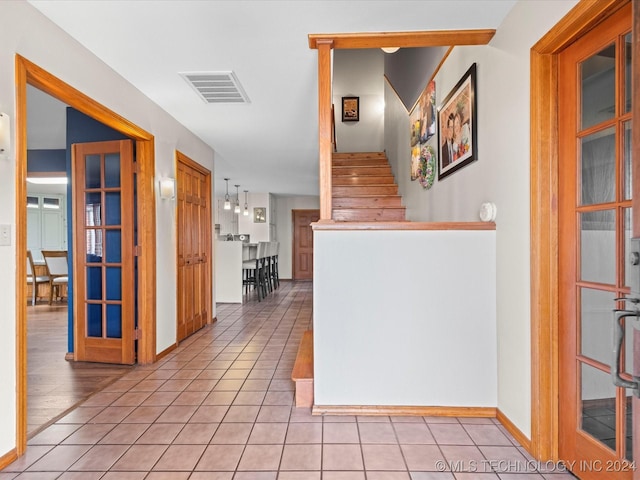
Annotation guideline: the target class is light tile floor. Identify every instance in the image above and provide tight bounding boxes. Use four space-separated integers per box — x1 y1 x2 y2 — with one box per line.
2 281 576 479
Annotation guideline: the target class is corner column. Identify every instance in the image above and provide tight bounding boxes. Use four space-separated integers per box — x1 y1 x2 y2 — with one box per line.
317 39 333 221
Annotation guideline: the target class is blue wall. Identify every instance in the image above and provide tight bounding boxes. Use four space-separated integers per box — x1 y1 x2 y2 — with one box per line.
66 108 129 353
27 149 66 172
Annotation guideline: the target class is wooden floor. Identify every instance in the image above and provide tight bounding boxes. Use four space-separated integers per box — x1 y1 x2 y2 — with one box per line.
27 303 133 437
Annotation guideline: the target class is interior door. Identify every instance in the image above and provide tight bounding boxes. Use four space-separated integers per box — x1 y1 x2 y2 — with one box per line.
176 153 211 342
292 209 319 280
558 4 637 478
72 140 135 364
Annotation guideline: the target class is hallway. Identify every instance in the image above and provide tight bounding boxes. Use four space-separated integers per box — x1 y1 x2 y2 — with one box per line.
4 281 573 479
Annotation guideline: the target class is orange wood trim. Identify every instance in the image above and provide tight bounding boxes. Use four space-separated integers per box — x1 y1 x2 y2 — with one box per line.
529 0 629 463
312 405 497 417
311 221 495 231
633 0 640 238
17 56 152 140
64 352 75 362
318 40 333 220
497 409 532 453
308 30 496 49
136 139 156 364
0 448 18 471
15 54 157 455
14 55 28 457
156 342 178 362
383 75 410 114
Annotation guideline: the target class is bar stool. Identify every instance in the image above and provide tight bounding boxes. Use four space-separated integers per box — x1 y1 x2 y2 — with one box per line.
242 242 268 301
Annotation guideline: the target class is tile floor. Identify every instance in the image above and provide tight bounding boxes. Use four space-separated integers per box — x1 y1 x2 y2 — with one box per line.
3 281 576 479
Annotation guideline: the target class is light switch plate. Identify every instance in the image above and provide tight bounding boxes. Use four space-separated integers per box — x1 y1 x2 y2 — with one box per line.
0 224 11 246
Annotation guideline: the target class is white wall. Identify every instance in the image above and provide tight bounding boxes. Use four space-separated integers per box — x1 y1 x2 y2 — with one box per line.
237 192 271 242
383 0 579 437
314 229 497 406
333 49 385 153
0 1 215 457
273 195 320 279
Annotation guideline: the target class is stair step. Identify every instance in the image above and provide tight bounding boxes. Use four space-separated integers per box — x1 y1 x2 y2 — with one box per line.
333 207 406 222
332 165 392 176
333 152 386 160
291 330 314 408
333 195 403 208
332 175 396 185
332 157 389 167
333 184 398 196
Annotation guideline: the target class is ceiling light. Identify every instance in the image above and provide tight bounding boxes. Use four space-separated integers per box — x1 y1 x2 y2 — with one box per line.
223 178 231 210
381 47 400 54
234 184 241 214
27 176 68 185
243 190 249 216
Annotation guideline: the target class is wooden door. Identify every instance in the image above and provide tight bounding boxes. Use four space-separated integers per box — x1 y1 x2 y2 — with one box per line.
72 140 135 364
292 209 319 280
177 152 211 342
558 4 637 478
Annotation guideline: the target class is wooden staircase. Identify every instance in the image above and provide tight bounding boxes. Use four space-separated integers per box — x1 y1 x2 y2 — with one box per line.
332 152 406 221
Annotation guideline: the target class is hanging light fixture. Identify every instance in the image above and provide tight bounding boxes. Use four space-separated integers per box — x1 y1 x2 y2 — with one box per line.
243 190 249 216
234 185 241 214
223 178 231 210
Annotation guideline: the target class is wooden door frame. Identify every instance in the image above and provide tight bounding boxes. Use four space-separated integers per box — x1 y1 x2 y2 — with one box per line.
15 55 157 454
175 150 213 343
530 0 630 461
292 209 320 280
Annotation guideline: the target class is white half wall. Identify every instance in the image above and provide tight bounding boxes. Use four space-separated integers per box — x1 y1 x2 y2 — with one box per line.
314 229 497 407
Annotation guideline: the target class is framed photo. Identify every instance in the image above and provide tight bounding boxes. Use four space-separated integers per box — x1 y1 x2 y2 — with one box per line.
342 96 359 122
437 63 477 180
253 207 266 223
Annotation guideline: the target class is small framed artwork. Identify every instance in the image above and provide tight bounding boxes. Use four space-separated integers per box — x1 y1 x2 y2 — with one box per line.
253 207 266 223
437 63 477 180
342 96 359 122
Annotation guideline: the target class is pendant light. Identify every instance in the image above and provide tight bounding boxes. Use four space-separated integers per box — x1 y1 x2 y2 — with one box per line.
234 185 241 214
243 190 249 216
223 178 231 210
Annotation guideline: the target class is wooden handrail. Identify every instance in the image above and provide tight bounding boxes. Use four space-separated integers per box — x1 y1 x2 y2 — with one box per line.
331 104 337 153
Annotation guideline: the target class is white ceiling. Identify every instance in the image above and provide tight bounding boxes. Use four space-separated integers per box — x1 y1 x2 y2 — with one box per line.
27 0 517 196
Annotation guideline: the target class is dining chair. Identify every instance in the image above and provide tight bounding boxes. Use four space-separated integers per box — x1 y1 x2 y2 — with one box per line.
41 250 69 305
26 250 50 306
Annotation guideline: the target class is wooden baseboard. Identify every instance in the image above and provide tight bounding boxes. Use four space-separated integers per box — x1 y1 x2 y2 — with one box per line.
496 409 531 452
156 343 177 361
0 448 17 470
64 352 74 361
312 405 497 417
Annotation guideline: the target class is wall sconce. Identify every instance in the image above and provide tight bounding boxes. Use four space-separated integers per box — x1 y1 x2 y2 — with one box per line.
234 185 241 214
159 177 176 200
0 112 10 156
223 178 231 210
243 190 249 216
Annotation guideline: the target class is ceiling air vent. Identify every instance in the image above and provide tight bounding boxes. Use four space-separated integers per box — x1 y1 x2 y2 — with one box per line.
180 71 250 104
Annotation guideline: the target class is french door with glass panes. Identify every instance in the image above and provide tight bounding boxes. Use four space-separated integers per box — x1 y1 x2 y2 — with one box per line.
72 139 135 364
558 3 638 479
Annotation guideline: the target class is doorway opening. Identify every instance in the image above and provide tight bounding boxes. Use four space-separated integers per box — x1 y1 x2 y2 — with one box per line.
15 55 157 455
